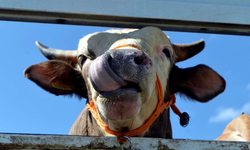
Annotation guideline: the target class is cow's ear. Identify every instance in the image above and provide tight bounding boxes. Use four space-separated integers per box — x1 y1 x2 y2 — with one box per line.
24 60 87 99
171 65 226 102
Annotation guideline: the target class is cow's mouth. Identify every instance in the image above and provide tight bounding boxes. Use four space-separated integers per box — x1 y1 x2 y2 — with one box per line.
100 81 141 95
96 81 142 121
99 82 141 99
122 81 141 92
96 88 142 121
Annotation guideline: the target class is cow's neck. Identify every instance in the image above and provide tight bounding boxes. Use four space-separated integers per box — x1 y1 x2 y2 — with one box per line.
144 108 172 138
143 92 173 138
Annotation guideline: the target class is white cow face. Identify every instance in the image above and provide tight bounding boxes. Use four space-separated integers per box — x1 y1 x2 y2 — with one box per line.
24 27 225 133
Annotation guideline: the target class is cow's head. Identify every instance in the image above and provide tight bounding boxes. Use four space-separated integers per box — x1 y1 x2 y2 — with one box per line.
24 27 225 134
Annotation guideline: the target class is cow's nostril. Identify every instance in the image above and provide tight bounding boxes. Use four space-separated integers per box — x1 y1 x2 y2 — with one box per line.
107 54 119 73
134 53 146 65
108 54 112 65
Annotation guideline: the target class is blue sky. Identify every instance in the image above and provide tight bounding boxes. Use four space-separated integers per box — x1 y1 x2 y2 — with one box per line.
1 20 250 141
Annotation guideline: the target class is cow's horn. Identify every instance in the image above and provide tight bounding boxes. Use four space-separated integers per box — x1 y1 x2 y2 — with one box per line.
172 40 205 62
36 41 78 66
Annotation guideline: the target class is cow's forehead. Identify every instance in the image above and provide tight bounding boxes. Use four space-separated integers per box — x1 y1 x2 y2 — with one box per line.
77 27 170 57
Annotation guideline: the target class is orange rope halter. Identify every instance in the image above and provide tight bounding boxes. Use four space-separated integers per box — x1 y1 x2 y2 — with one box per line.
113 44 141 50
86 45 188 145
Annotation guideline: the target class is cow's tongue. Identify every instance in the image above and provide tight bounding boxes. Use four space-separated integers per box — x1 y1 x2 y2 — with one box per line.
89 54 127 92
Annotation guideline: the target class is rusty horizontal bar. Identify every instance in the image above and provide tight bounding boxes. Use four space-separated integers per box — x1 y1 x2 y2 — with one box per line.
0 133 249 150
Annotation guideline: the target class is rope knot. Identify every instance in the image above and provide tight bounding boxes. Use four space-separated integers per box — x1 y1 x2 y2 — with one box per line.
170 95 190 127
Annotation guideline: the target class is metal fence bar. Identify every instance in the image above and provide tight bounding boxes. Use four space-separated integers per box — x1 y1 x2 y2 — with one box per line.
1 0 250 35
0 133 249 150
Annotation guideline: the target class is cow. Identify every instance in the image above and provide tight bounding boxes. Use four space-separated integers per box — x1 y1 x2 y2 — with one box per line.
216 113 250 141
24 26 225 145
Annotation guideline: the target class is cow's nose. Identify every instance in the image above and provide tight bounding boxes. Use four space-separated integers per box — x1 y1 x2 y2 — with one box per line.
108 49 152 70
89 49 152 93
106 49 152 82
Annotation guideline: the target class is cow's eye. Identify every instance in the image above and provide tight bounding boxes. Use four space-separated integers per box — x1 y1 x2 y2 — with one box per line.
163 48 172 61
78 55 87 67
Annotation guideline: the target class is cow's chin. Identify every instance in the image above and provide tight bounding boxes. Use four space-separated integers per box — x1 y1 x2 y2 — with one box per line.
96 88 142 122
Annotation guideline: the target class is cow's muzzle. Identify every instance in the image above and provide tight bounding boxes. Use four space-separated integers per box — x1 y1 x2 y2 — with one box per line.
89 49 152 93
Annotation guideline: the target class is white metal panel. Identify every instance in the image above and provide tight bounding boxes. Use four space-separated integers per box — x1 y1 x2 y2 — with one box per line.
0 133 249 150
0 0 250 35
